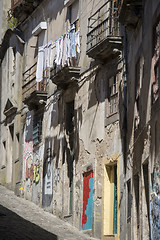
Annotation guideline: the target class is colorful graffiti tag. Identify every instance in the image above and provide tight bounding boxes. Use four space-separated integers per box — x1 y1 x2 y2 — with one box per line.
26 163 40 184
150 171 160 240
82 171 93 230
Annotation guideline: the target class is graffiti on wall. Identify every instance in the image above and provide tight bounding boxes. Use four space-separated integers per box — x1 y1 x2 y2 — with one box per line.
24 112 33 181
82 170 93 230
44 148 53 195
42 145 53 208
54 168 60 185
150 171 160 240
26 163 40 184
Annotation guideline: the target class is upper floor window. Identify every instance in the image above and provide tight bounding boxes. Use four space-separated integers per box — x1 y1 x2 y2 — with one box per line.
69 0 79 29
33 112 43 146
107 74 119 117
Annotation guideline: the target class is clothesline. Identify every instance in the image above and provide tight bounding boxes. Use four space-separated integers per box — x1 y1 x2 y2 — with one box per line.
36 25 80 82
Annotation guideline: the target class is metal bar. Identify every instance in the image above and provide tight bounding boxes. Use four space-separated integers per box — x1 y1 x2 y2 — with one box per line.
23 62 37 75
88 0 111 21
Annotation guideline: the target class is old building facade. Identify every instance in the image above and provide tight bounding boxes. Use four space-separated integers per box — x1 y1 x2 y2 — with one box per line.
119 0 160 240
1 0 160 239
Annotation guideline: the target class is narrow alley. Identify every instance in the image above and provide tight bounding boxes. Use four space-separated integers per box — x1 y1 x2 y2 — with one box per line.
0 185 98 240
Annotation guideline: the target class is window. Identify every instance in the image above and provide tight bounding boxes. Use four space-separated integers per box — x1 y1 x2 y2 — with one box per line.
33 113 43 146
69 0 79 28
108 74 119 116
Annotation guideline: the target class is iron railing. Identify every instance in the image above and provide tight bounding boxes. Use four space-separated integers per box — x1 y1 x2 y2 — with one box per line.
87 0 120 52
22 63 48 100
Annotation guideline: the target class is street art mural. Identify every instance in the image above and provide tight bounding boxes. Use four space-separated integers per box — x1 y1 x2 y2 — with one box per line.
150 171 160 240
32 149 42 204
23 112 33 195
82 170 93 230
24 112 42 203
26 162 40 184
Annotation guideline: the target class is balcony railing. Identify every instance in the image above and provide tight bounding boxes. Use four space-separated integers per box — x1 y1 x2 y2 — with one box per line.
22 63 48 109
86 0 121 59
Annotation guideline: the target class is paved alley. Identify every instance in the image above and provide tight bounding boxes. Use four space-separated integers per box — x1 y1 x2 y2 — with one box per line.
0 185 99 240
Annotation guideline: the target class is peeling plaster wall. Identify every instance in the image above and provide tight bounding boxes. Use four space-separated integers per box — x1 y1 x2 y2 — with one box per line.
0 33 23 191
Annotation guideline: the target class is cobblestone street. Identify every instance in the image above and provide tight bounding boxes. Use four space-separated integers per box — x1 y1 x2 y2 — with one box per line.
0 185 99 240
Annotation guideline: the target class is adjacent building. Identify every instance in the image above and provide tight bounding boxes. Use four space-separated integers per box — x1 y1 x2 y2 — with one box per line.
1 0 160 239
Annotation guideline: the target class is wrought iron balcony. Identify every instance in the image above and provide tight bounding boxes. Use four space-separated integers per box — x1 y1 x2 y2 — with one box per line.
86 0 122 61
11 0 43 22
118 0 142 28
22 62 48 110
50 65 80 88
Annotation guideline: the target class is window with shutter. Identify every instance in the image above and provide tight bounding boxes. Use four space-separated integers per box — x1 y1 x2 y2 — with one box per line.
107 74 119 117
33 113 43 146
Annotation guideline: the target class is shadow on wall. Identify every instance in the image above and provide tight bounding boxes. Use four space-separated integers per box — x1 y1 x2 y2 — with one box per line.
42 137 54 209
24 0 64 43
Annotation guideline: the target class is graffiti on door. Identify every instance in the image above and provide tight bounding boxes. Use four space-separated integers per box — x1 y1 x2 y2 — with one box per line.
82 170 93 230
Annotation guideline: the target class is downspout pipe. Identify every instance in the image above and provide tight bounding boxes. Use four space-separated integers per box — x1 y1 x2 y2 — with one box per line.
123 26 127 132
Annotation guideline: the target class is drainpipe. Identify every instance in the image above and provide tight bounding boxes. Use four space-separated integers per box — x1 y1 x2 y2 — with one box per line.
122 26 128 175
123 26 127 132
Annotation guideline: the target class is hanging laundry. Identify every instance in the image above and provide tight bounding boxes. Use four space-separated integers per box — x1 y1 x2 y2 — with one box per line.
62 34 67 67
55 38 63 66
50 42 56 68
75 29 80 53
43 44 48 70
65 32 71 62
69 24 76 58
55 40 59 65
36 46 44 82
46 40 52 68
